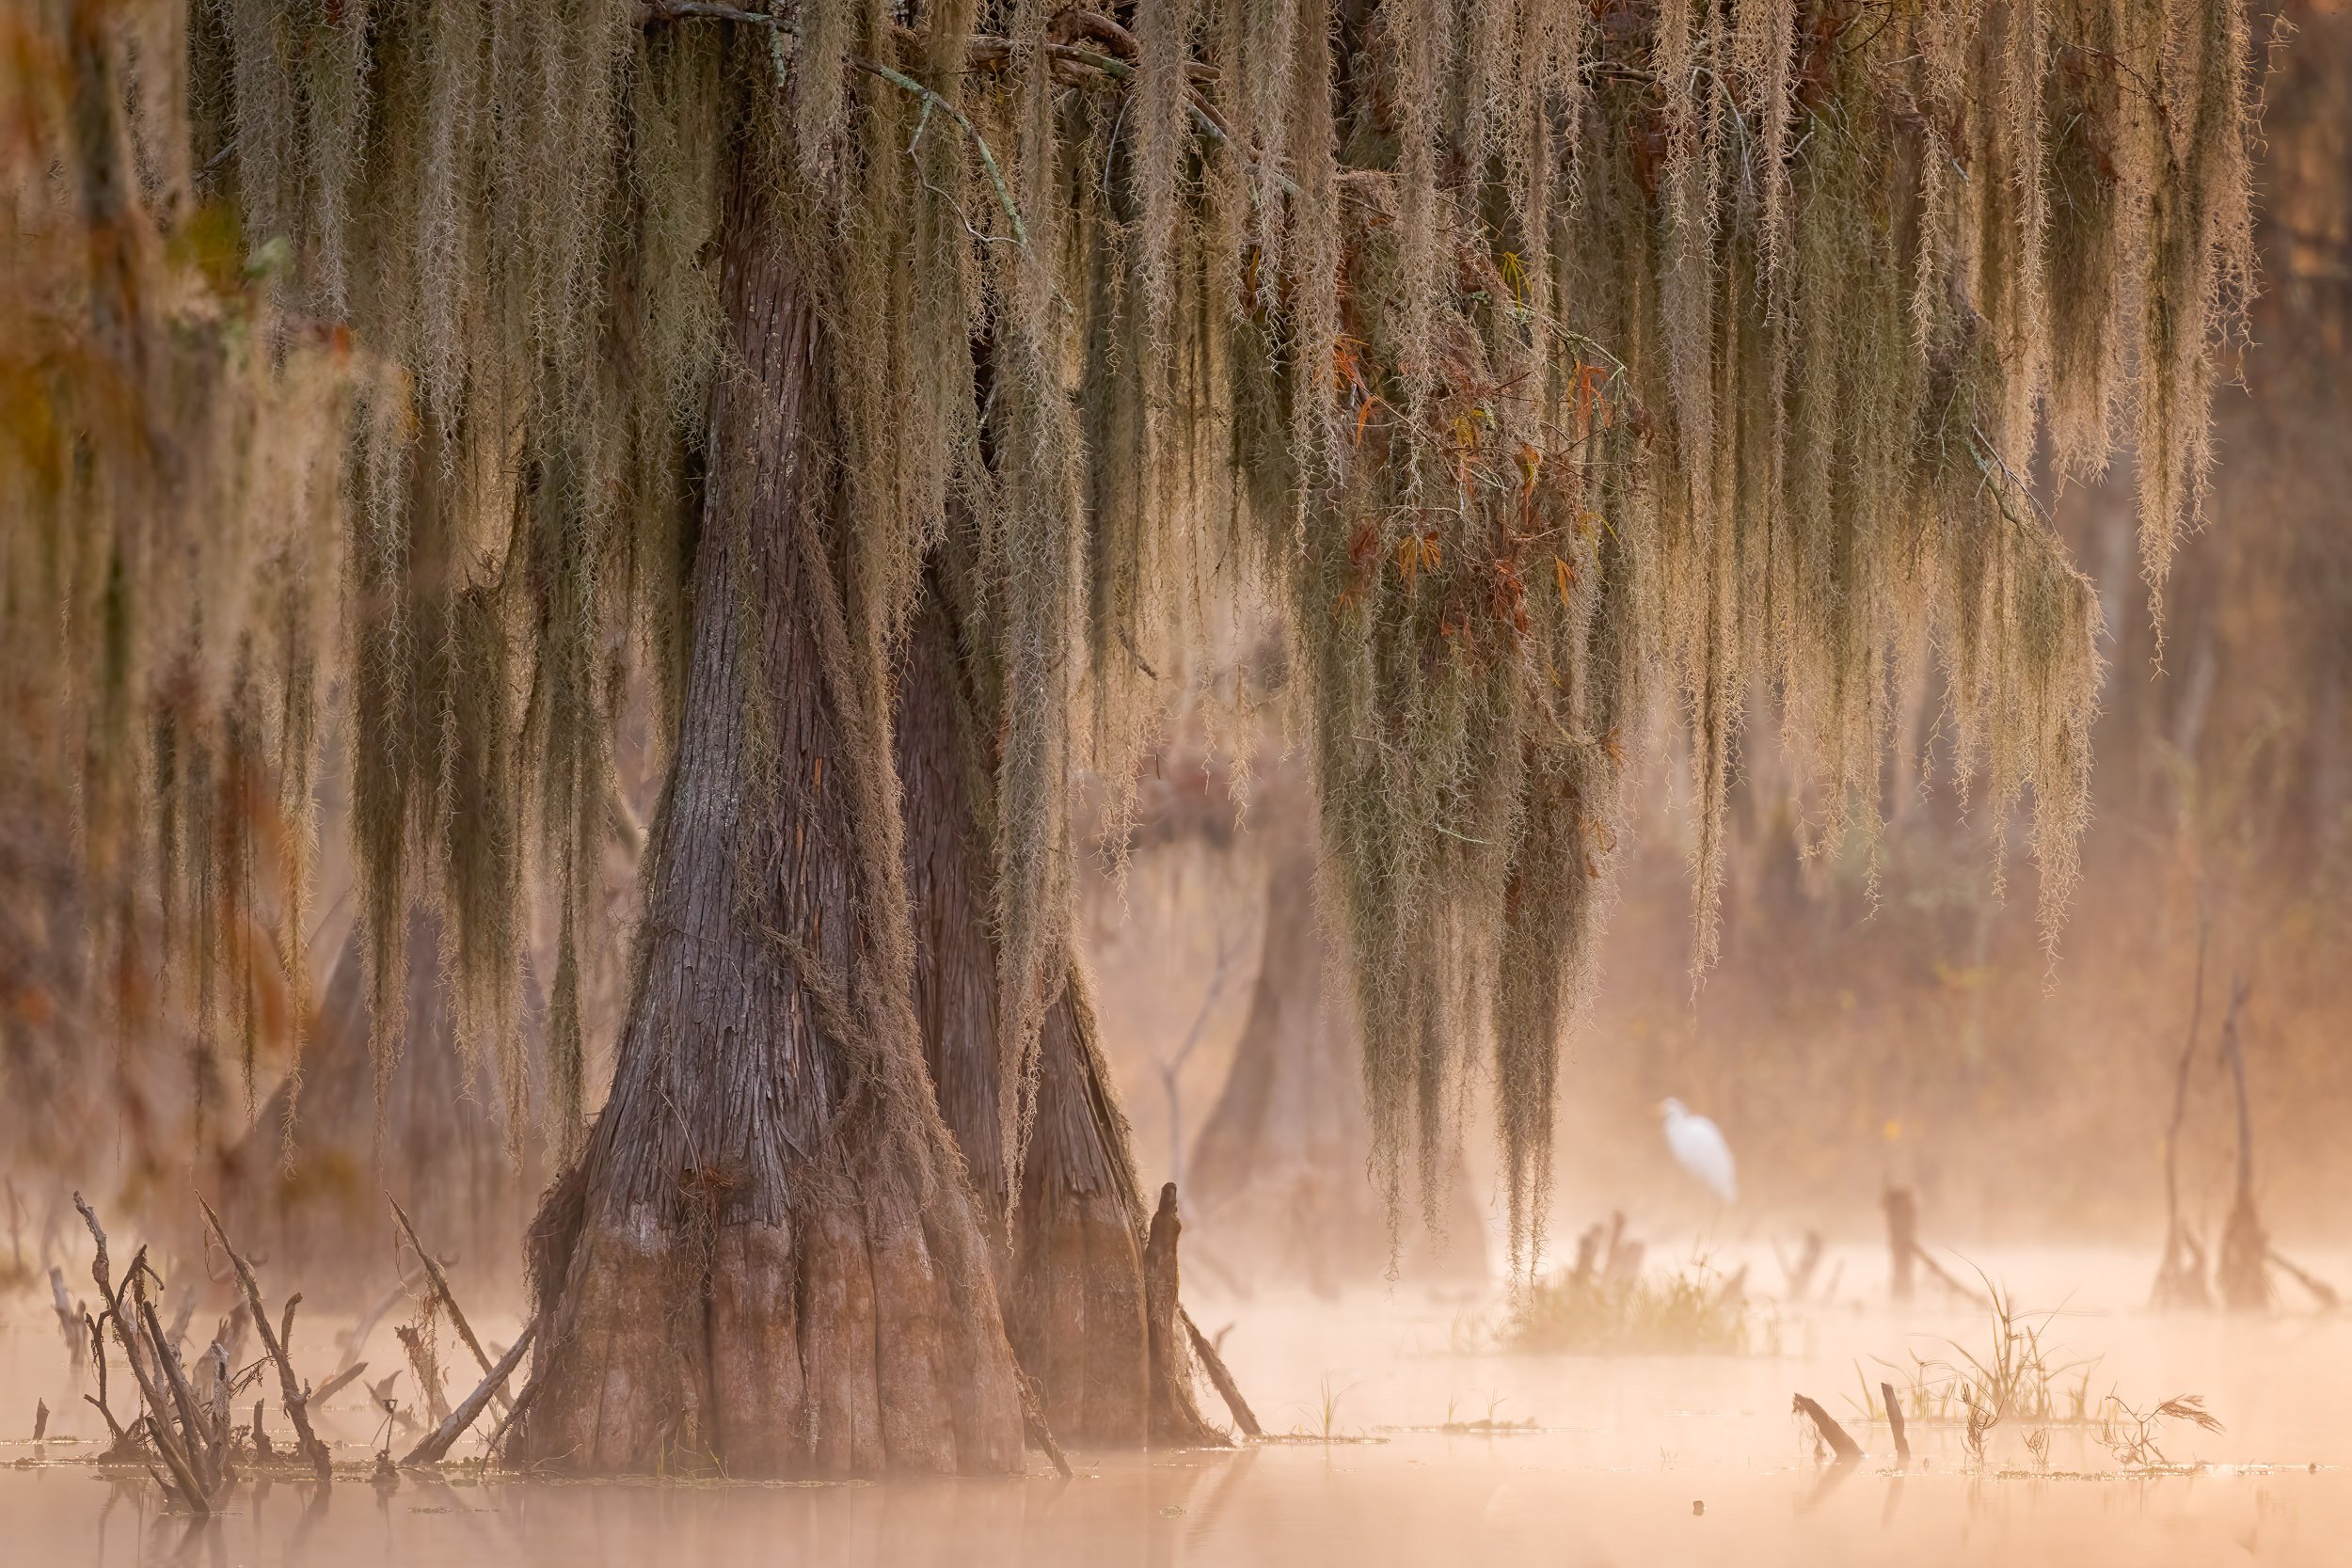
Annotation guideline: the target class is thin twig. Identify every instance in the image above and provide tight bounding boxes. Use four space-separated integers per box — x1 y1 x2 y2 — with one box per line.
857 55 1030 247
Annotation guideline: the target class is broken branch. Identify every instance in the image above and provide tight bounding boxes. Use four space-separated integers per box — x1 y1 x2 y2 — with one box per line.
389 1198 511 1413
1792 1393 1863 1465
200 1198 330 1481
400 1323 535 1465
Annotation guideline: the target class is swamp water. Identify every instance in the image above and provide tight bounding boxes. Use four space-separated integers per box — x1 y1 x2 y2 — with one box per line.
5 1244 2344 1565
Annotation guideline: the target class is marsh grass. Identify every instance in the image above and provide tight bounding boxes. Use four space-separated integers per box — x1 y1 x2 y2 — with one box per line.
1502 1259 1754 1355
1847 1275 2224 1471
1255 1372 1386 1446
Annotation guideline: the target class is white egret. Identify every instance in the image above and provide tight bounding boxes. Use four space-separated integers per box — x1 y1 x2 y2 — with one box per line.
1660 1099 1737 1203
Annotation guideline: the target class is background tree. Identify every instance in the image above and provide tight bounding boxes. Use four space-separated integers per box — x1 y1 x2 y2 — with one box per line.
7 0 2258 1472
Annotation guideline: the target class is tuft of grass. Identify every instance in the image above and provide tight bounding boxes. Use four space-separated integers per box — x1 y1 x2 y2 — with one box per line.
1848 1272 2224 1471
1502 1260 1752 1355
1261 1373 1386 1446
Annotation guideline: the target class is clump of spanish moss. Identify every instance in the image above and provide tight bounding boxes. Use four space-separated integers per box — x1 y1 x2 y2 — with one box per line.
9 0 2259 1271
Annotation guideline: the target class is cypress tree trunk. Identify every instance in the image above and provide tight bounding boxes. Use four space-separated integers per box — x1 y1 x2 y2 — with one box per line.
897 579 1216 1447
1188 843 1488 1291
511 177 1023 1477
215 912 544 1307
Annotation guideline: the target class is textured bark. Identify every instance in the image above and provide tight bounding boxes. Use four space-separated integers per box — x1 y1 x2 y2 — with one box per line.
509 174 1023 1478
1187 842 1488 1290
215 912 546 1307
897 582 1205 1448
1141 1183 1219 1445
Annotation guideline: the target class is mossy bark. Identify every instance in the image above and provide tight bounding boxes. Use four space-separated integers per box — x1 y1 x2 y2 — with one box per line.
510 176 1023 1478
897 578 1215 1448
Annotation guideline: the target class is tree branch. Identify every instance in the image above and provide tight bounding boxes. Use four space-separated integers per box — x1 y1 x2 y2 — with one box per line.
399 1323 535 1465
389 1198 511 1414
200 1198 330 1481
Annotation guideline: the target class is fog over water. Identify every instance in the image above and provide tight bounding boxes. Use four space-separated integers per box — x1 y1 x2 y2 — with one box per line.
8 1244 2348 1566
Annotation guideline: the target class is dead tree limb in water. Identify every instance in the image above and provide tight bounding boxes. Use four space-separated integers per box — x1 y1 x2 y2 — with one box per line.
1181 1309 1262 1438
1881 1188 1986 1307
72 1198 225 1512
80 1310 135 1454
2153 914 2213 1308
2213 978 2271 1311
1791 1394 1862 1465
1017 1378 1073 1479
1777 1232 1824 1302
1142 1184 1226 1447
389 1198 512 1412
314 1361 371 1405
199 1198 330 1480
400 1323 534 1465
1882 1383 1910 1467
2267 1250 2338 1310
136 1285 216 1485
479 1361 548 1462
1912 1246 1990 1307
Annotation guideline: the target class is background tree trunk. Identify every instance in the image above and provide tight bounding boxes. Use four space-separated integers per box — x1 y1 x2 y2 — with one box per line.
897 577 1215 1447
1187 843 1488 1291
215 911 545 1307
511 175 1023 1478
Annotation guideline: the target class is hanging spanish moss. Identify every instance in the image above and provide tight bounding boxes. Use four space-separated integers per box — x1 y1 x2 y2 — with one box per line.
8 0 2256 1274
3 0 354 1140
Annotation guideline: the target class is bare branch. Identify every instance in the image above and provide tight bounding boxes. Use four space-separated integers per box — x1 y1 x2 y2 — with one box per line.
200 1198 330 1481
390 1199 513 1411
399 1323 535 1465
